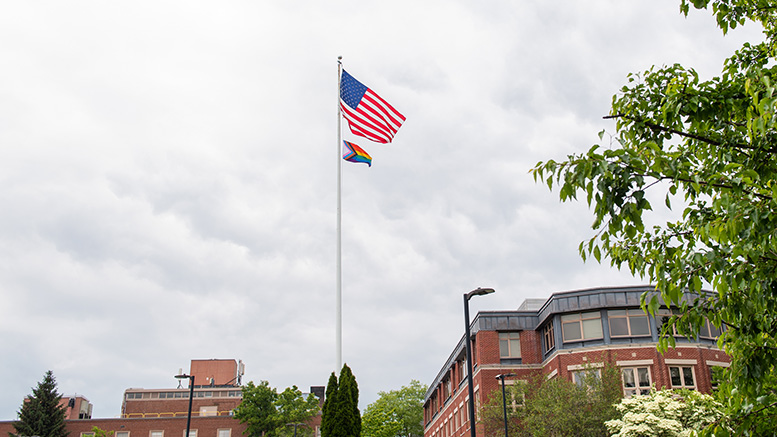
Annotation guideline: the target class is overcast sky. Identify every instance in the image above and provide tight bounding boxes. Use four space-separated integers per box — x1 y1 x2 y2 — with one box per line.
0 0 764 420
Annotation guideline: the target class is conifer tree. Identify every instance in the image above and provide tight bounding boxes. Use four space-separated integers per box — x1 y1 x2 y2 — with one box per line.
320 365 360 437
320 372 339 437
337 365 360 437
13 370 69 437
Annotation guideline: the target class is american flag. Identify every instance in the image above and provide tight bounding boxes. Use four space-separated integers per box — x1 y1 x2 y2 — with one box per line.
339 70 405 144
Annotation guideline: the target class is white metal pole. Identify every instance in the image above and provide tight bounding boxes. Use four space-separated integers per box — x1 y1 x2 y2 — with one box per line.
336 56 343 373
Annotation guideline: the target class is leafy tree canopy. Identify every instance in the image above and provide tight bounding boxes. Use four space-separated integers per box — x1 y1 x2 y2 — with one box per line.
13 370 68 437
234 381 320 437
479 364 622 437
531 0 777 434
361 380 427 437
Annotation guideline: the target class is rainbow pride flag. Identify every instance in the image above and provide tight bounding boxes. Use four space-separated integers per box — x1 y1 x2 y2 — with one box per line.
342 140 372 167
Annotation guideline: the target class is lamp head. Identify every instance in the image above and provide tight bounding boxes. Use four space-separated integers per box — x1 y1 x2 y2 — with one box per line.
466 287 495 300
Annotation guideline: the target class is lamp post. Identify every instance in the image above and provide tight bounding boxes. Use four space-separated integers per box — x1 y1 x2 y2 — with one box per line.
464 287 495 437
495 373 516 437
286 423 308 437
175 372 195 437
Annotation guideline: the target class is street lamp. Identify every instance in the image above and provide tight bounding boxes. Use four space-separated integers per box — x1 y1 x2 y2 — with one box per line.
464 287 495 437
495 373 516 437
286 423 308 437
175 372 195 437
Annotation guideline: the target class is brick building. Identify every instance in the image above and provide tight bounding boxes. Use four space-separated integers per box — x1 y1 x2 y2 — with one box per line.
423 286 729 437
0 359 324 437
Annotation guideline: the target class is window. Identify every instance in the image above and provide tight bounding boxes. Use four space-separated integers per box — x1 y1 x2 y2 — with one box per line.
217 430 231 437
116 432 129 437
499 332 521 358
660 309 722 339
699 319 722 339
621 367 651 397
669 366 696 389
81 433 95 437
542 322 555 352
150 431 164 437
608 309 650 337
561 312 603 342
182 432 196 437
505 380 526 409
572 369 601 388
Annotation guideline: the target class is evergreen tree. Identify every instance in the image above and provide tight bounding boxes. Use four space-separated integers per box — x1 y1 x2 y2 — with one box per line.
320 372 339 437
320 364 361 437
337 365 360 437
13 370 68 437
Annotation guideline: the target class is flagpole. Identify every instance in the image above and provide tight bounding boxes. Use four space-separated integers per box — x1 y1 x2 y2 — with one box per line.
336 56 343 373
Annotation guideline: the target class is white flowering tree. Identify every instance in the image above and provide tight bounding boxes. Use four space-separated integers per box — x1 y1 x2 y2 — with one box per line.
605 390 724 437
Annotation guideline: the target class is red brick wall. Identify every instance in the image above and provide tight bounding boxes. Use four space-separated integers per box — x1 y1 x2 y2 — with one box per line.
0 416 246 437
519 331 542 364
123 398 242 417
190 360 237 387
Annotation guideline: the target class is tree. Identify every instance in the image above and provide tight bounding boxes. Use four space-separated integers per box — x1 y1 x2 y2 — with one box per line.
530 0 777 434
321 364 361 437
90 427 114 437
361 380 427 437
12 370 68 437
234 381 320 437
321 372 339 437
275 386 321 437
235 381 280 437
605 389 725 437
479 364 622 437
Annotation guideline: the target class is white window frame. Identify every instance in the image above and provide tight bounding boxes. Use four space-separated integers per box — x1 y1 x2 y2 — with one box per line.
561 311 603 342
499 332 521 358
504 379 526 409
150 431 164 437
608 309 651 337
542 322 555 352
217 430 231 437
621 366 652 398
669 366 696 389
572 369 602 387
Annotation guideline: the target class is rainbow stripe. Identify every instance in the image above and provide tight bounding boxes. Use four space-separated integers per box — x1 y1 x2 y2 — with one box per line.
342 141 372 167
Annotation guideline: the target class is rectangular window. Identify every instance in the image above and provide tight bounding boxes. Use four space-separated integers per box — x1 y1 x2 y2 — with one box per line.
621 367 651 397
542 322 555 352
561 312 603 342
499 332 521 358
669 366 696 389
116 432 129 437
151 432 164 437
505 380 526 409
182 432 196 437
572 369 601 387
608 309 651 337
217 430 231 437
699 319 722 339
